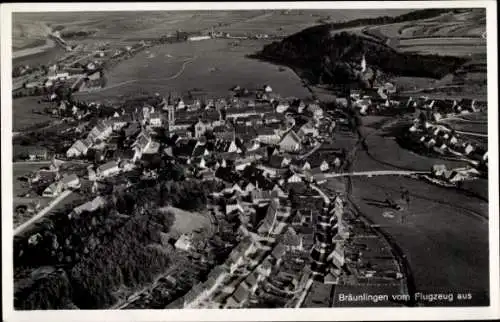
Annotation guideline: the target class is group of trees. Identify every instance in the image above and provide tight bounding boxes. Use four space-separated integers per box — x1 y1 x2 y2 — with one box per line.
15 269 74 310
253 8 469 91
14 180 182 310
61 30 97 39
256 30 466 87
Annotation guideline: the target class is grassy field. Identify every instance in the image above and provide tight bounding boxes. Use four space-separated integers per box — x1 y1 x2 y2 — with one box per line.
359 9 486 57
160 206 211 237
397 37 486 57
12 97 56 132
350 174 489 305
76 39 311 102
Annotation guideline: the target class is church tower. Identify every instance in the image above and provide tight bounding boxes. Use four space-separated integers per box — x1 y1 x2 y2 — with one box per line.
168 104 175 129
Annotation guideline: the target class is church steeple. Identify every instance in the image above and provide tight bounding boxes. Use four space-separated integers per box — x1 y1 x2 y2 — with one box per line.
361 54 367 73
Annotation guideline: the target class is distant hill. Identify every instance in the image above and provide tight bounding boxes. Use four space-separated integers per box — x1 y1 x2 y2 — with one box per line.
251 9 469 87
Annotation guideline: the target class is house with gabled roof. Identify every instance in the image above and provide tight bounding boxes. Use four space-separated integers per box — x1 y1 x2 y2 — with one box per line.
226 200 245 215
97 161 120 178
297 122 319 138
279 130 302 152
275 101 290 113
61 174 81 190
268 155 291 168
87 119 112 142
307 102 323 120
43 182 62 197
149 112 163 127
256 127 281 145
124 123 141 138
271 242 287 265
67 139 91 158
112 114 132 131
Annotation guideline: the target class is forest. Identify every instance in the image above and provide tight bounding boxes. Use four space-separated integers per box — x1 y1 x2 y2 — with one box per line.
251 9 468 86
13 174 221 310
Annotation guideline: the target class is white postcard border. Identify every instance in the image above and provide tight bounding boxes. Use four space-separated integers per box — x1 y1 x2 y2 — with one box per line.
1 1 498 321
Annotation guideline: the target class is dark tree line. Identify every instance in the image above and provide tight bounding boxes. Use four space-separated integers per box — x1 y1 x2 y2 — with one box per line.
13 174 222 309
255 31 466 86
251 8 470 88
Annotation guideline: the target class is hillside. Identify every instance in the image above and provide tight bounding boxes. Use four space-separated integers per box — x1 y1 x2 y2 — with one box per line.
251 9 473 88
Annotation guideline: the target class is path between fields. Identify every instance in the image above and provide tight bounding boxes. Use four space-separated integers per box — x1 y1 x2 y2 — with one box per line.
438 116 487 124
323 170 430 178
454 130 488 138
14 190 73 236
81 56 197 94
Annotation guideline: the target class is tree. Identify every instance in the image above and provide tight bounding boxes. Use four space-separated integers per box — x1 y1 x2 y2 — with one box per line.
418 111 427 124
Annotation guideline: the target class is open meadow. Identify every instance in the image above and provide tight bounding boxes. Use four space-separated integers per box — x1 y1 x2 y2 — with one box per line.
350 174 489 305
12 97 56 132
76 39 311 102
159 206 211 237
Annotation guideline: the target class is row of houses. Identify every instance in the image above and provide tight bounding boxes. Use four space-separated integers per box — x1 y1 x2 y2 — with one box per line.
410 120 487 165
66 119 113 158
42 173 81 197
182 195 295 308
431 164 481 184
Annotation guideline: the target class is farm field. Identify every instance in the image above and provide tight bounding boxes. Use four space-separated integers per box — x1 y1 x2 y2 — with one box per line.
440 119 488 135
13 45 66 68
14 10 414 44
76 39 311 102
457 112 488 122
385 76 436 93
350 175 489 305
397 37 486 57
12 96 56 132
217 9 412 37
358 9 485 57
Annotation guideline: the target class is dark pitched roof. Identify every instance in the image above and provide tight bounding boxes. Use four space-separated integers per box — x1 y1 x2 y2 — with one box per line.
271 242 287 259
257 127 277 136
234 125 257 137
232 284 250 303
281 227 301 247
173 140 196 157
214 139 232 153
192 144 207 158
124 123 141 137
268 155 285 168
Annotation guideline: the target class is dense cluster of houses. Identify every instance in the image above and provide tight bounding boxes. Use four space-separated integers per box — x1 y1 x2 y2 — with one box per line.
180 188 347 308
344 84 486 117
430 164 481 185
23 62 103 93
408 117 488 169
57 85 340 185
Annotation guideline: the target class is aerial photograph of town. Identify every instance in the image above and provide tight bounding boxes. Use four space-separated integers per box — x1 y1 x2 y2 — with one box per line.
8 6 491 311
